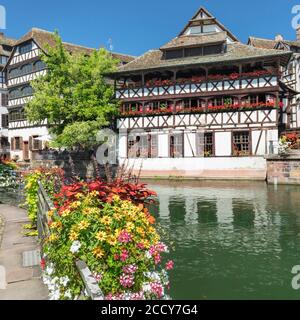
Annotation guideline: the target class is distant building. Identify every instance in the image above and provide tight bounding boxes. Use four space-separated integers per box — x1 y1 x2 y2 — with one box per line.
4 28 134 161
0 33 16 159
111 7 293 180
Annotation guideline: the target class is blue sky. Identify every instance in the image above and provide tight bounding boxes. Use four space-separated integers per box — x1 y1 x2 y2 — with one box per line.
1 0 300 56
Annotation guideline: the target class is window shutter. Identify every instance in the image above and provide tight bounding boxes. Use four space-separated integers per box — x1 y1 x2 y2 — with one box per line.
29 136 33 151
19 137 23 150
10 138 15 151
39 139 43 150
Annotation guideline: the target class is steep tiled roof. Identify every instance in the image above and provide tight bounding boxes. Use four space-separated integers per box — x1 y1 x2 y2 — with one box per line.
0 33 17 56
113 42 292 75
160 32 227 50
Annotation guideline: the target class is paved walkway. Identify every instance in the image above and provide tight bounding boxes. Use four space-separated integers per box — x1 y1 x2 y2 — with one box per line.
0 205 48 300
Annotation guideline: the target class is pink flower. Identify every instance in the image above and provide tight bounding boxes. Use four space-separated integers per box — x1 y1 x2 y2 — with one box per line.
118 230 132 244
154 253 161 265
150 282 164 299
149 245 156 256
120 273 135 288
136 242 145 250
114 254 120 261
123 264 138 274
93 273 103 282
166 260 174 270
120 249 129 262
156 242 168 253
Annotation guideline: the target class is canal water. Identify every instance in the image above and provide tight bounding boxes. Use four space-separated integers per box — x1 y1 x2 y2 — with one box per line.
146 180 300 300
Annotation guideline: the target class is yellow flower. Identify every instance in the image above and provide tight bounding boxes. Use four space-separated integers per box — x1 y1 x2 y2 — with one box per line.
50 221 62 230
48 234 59 242
142 239 151 249
106 235 117 246
47 210 55 218
114 212 123 221
78 220 90 231
61 209 71 217
153 234 161 244
136 227 146 237
96 231 107 242
83 207 99 216
69 231 79 241
93 248 105 259
148 226 156 234
126 222 135 232
114 228 122 238
75 193 84 200
90 190 99 197
70 201 81 209
112 195 120 202
100 216 112 226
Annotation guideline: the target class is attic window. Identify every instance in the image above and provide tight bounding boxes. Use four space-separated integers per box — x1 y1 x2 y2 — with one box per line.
165 49 184 60
19 42 32 55
165 44 224 60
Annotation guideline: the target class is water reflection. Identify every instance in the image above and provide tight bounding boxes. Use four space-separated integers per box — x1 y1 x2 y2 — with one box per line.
146 180 300 300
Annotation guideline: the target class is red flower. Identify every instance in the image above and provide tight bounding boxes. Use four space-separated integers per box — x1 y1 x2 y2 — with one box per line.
40 258 46 270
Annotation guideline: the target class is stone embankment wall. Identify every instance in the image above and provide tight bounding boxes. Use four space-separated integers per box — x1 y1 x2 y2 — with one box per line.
266 153 300 185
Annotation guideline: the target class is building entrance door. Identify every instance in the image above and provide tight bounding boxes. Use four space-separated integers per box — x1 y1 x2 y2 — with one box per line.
23 141 29 161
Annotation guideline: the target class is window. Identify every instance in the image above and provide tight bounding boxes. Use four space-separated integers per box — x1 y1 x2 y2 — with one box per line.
1 114 8 128
127 133 158 158
0 55 8 65
9 89 19 100
2 93 8 106
185 47 203 57
9 68 20 79
170 132 184 158
165 49 184 60
9 110 26 122
0 72 5 83
233 132 251 156
34 60 46 71
21 63 33 75
203 44 223 55
14 137 21 150
204 133 214 157
19 42 32 55
30 136 42 151
21 85 33 97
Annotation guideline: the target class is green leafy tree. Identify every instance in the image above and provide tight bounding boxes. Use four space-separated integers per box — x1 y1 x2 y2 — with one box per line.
26 32 120 149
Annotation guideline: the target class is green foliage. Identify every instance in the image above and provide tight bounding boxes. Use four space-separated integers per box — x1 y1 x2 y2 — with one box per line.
26 32 120 148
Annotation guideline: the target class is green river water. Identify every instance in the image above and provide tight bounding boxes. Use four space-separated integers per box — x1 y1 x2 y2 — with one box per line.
146 180 300 300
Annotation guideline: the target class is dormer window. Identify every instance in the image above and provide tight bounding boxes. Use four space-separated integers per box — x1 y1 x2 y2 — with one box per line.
19 42 32 55
164 44 225 60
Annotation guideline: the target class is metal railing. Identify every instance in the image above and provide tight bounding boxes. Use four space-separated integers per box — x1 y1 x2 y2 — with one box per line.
37 181 104 300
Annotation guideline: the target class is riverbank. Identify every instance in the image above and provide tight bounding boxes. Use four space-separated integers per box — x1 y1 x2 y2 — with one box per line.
0 205 48 300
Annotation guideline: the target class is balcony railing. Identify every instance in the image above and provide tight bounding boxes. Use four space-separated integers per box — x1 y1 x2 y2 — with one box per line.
120 102 283 118
116 72 279 100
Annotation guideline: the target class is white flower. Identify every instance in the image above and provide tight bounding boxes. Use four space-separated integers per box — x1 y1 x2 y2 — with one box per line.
45 266 54 276
64 289 72 300
60 276 70 286
70 241 81 254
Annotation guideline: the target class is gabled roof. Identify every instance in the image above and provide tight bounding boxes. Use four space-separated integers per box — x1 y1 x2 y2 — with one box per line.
113 43 292 75
160 31 227 50
178 6 239 42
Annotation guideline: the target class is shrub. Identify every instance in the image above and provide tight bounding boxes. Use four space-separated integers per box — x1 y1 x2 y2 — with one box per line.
0 161 18 189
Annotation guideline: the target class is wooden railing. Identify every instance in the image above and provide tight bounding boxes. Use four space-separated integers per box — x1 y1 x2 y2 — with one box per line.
37 182 104 300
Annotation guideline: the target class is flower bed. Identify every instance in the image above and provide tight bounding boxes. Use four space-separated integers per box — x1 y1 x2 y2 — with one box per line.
0 160 18 189
29 175 174 300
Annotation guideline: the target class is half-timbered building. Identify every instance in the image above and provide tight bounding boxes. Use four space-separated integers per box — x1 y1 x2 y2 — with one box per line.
5 28 134 161
249 33 300 132
0 33 16 159
111 7 293 179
